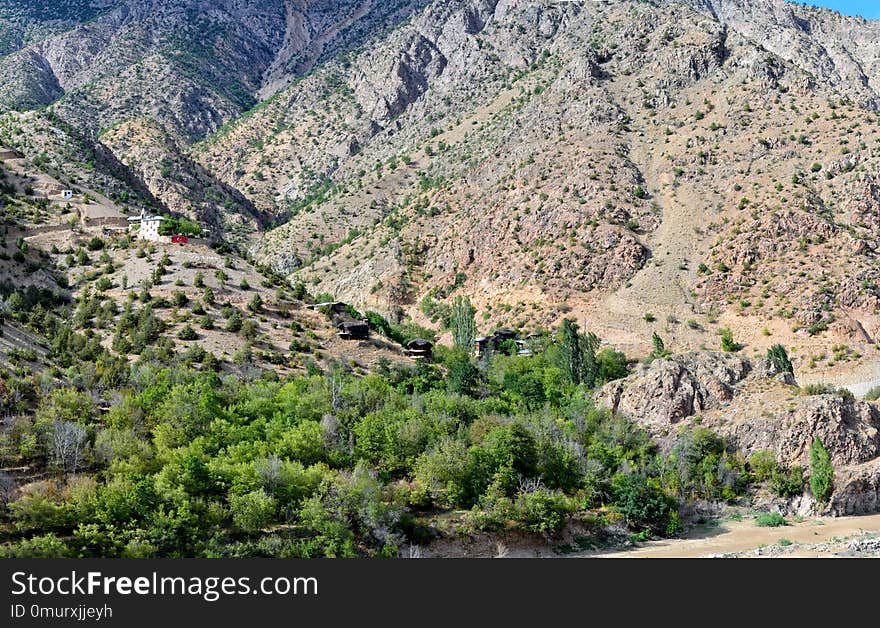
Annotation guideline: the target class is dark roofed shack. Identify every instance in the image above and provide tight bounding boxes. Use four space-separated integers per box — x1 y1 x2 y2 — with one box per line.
493 329 519 341
405 338 433 360
475 329 525 358
337 320 370 340
475 336 492 358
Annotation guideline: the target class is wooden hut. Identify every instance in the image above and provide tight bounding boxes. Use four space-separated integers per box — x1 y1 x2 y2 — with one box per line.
337 320 370 340
405 338 433 360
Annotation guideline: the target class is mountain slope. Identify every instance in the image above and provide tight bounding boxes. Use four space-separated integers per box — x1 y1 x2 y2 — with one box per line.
4 0 880 379
190 0 880 381
0 0 430 241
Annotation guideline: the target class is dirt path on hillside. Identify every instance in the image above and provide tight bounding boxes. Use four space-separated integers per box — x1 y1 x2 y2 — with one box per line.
795 358 880 399
580 513 880 558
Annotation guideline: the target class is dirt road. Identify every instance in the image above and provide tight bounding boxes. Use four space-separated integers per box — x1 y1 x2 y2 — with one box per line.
581 513 880 558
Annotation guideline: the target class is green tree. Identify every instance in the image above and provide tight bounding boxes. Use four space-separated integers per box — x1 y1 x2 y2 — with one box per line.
450 295 477 351
596 348 629 384
720 328 740 352
651 332 668 359
809 437 833 502
767 344 793 374
248 293 263 313
226 311 243 333
559 318 582 384
177 324 198 341
611 473 678 534
446 351 480 396
558 319 599 387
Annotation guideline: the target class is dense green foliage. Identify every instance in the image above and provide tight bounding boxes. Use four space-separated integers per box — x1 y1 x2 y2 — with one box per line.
159 216 203 237
0 272 796 558
0 319 759 557
809 437 833 503
558 318 599 387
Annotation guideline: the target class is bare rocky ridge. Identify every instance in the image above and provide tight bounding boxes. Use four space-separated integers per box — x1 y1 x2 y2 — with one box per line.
598 352 753 428
685 0 880 109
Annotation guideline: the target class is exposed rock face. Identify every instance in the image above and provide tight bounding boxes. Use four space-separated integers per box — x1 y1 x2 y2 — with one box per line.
0 0 431 242
5 1 880 333
684 0 880 110
829 459 880 516
600 350 880 515
598 352 751 428
174 0 880 344
718 395 880 468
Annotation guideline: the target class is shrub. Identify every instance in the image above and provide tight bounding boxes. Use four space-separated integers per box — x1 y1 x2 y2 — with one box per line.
611 473 677 534
748 450 778 482
226 311 243 333
513 489 572 535
770 465 803 498
720 328 740 352
596 348 629 384
230 489 277 533
863 386 880 401
248 293 263 313
809 437 833 502
755 512 786 527
650 332 668 359
177 324 198 341
0 534 70 558
801 383 836 396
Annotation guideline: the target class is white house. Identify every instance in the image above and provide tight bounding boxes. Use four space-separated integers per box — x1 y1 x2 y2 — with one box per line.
129 208 164 241
61 189 73 200
141 215 163 241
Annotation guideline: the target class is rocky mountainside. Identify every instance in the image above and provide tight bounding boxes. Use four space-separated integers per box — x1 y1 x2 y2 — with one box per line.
4 0 880 370
4 0 880 553
0 140 410 377
691 0 880 109
0 0 429 240
188 0 880 374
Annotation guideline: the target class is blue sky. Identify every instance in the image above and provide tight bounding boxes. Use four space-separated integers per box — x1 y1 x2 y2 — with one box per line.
800 1 880 19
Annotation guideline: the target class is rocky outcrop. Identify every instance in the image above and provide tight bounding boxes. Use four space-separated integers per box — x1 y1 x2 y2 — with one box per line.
600 350 880 515
717 394 880 469
598 351 880 468
684 0 880 109
0 48 63 110
597 352 751 429
828 459 880 516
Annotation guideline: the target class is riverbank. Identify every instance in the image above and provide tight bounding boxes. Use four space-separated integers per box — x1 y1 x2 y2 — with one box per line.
579 512 880 558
